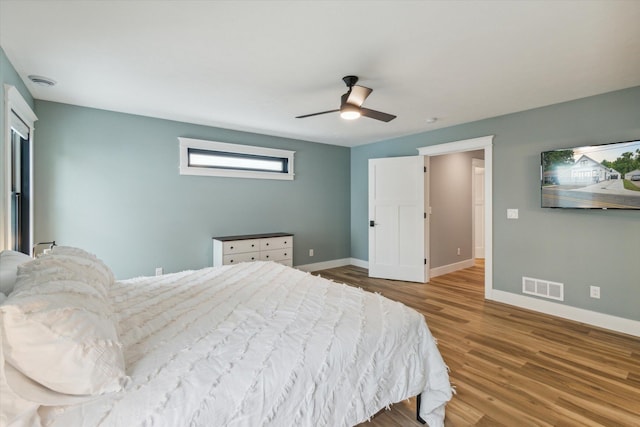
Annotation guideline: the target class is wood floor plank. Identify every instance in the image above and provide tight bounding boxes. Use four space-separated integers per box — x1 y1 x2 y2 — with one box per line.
313 261 640 426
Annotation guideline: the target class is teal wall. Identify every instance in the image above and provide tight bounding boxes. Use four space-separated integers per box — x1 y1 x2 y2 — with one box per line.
352 86 640 321
0 47 34 110
33 101 350 279
5 47 638 321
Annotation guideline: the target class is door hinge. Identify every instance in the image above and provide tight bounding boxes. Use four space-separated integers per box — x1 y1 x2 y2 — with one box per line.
424 166 427 173
424 212 427 219
424 258 427 265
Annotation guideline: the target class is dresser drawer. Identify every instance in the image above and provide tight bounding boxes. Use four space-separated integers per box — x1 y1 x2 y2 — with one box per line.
223 251 260 265
213 233 293 268
223 239 260 254
259 248 291 262
260 236 293 251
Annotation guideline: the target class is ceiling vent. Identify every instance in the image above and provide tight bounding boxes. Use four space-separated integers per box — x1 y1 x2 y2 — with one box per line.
28 75 56 87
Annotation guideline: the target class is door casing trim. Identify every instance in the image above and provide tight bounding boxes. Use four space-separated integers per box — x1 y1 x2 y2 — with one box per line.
417 135 494 298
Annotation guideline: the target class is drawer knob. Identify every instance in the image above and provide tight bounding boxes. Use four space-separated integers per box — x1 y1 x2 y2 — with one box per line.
230 246 234 249
266 243 269 246
251 244 255 247
251 257 255 260
266 255 269 258
230 259 234 263
284 241 287 244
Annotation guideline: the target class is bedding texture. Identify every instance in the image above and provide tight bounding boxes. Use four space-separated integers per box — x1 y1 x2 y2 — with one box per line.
0 250 32 295
0 246 127 427
31 260 452 427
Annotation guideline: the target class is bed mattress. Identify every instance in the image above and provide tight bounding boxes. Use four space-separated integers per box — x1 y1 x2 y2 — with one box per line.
37 261 451 426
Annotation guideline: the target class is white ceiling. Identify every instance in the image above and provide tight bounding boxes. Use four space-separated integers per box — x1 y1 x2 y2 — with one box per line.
1 0 639 147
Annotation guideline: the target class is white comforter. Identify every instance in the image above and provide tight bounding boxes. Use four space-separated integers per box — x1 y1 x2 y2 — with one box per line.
39 261 451 427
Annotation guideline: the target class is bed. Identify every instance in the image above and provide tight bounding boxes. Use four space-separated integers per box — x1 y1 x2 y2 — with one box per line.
0 247 452 427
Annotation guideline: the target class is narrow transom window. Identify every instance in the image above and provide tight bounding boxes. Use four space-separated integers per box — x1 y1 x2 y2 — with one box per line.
188 149 288 173
179 138 295 180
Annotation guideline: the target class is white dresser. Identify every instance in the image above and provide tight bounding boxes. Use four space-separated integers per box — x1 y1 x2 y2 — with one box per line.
212 232 294 267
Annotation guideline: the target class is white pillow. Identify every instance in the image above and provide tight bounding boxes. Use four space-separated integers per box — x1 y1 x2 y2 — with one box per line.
1 323 98 427
0 337 41 427
0 250 32 295
0 247 126 396
12 245 115 297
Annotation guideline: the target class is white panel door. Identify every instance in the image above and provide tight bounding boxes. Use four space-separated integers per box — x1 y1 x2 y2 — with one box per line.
472 159 485 259
368 156 428 283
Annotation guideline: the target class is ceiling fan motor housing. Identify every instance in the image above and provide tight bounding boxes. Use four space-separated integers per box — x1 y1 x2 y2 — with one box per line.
342 75 359 88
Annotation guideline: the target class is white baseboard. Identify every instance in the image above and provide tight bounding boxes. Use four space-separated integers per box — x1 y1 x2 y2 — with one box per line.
349 258 369 269
429 258 475 278
295 258 352 272
489 289 640 338
298 258 639 337
296 257 369 272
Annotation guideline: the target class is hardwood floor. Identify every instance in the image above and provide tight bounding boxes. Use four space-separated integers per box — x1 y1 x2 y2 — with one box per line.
313 261 640 426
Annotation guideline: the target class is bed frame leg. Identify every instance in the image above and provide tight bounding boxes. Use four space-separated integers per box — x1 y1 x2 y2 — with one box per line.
416 393 426 424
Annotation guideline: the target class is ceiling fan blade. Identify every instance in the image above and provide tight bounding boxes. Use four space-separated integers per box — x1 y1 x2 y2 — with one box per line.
360 108 397 122
346 85 372 107
295 109 339 119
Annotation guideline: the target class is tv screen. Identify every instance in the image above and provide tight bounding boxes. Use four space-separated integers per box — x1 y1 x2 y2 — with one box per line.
541 139 640 209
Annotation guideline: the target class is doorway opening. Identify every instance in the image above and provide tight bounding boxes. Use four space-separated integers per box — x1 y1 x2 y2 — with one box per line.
418 136 493 298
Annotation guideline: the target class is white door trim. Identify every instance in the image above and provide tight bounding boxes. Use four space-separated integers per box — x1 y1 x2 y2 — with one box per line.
3 85 38 252
417 135 493 299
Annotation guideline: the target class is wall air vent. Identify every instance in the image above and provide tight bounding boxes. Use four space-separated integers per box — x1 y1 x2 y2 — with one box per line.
522 276 564 301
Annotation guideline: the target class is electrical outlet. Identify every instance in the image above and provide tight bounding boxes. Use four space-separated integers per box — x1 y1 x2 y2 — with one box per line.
507 209 519 219
590 286 600 299
155 267 163 276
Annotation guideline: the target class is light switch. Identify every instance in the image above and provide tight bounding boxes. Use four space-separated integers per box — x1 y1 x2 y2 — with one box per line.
507 209 519 219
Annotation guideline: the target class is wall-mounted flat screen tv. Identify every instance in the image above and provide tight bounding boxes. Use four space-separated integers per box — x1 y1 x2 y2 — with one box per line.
541 139 640 209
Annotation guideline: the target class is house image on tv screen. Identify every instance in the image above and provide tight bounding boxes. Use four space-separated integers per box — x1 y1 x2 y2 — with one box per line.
566 155 620 184
541 139 640 209
542 152 618 186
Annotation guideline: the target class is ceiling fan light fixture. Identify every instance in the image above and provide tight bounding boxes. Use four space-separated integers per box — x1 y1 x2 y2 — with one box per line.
340 103 361 120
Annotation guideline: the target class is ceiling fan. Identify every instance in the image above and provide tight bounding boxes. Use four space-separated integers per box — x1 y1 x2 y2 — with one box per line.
296 75 396 122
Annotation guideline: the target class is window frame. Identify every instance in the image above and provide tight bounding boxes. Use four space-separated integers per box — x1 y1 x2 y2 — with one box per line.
3 85 37 252
178 137 295 180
